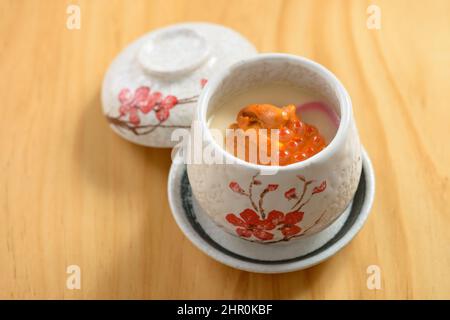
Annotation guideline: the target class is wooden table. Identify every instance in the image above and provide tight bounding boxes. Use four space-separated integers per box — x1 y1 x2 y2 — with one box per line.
1 0 449 299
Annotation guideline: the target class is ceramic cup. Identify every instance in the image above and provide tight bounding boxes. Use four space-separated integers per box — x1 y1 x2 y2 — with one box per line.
186 53 362 243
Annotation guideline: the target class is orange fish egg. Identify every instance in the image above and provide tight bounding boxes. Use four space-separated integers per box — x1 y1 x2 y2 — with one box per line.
228 103 327 165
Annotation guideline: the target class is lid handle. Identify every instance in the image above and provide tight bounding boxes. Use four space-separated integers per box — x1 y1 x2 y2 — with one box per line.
137 28 210 77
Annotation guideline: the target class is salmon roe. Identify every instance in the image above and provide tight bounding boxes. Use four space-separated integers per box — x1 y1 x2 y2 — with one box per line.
227 103 327 166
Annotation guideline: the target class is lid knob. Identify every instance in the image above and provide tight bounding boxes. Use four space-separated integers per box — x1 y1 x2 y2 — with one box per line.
137 28 210 77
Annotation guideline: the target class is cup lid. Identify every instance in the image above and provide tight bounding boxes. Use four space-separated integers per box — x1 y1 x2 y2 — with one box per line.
101 22 258 148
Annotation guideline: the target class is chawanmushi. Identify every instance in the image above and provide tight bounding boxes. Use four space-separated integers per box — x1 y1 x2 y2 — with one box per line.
228 103 327 165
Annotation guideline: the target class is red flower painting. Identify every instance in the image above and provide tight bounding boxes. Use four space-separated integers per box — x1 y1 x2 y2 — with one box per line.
106 78 207 135
278 211 304 237
312 181 327 194
226 209 276 241
226 174 327 242
284 188 297 200
117 86 179 125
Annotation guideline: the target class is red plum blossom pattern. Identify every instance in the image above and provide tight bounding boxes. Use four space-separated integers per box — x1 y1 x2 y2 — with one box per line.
226 174 327 242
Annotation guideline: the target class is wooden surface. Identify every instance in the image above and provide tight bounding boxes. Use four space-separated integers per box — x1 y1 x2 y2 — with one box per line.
1 0 449 299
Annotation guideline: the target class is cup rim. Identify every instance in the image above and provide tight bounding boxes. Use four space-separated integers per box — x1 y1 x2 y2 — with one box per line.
196 53 352 171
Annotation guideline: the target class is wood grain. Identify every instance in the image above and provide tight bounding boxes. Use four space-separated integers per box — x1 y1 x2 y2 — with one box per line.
0 0 449 299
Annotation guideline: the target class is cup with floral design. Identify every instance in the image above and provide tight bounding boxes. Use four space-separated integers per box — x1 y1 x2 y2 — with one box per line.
187 53 362 243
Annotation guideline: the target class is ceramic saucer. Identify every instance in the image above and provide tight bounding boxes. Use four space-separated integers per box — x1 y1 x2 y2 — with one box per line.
168 148 375 273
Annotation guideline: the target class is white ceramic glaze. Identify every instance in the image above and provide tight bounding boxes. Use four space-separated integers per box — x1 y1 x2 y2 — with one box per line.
187 54 363 243
101 22 257 148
